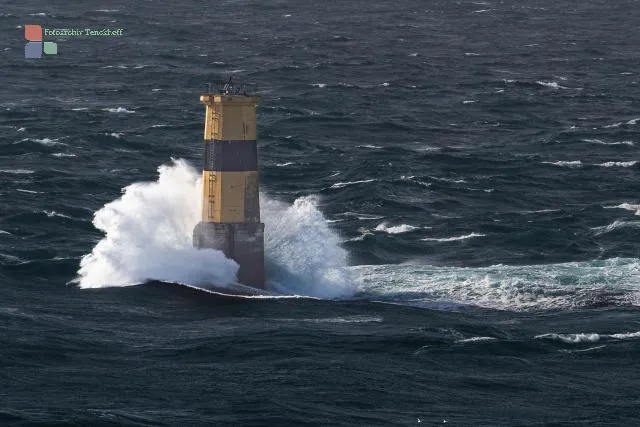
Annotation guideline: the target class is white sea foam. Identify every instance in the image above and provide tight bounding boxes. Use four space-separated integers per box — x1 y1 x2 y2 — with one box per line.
103 107 135 114
261 195 355 298
336 212 384 220
23 137 67 147
604 203 640 216
627 118 639 125
330 179 376 189
352 257 640 312
596 161 637 168
357 144 382 149
75 159 355 298
604 122 622 128
583 139 635 146
609 331 640 339
536 81 567 89
71 107 88 111
462 100 476 104
16 189 40 194
0 169 34 174
276 162 294 167
591 220 640 235
374 223 420 234
275 315 382 324
535 333 600 343
43 210 72 219
311 83 326 88
429 176 466 184
52 153 76 157
422 232 485 242
542 160 582 168
455 336 497 343
106 132 124 138
537 331 640 343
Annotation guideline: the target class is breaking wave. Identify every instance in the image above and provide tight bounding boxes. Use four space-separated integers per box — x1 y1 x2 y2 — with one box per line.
536 331 640 344
421 232 485 242
75 159 355 298
374 223 420 234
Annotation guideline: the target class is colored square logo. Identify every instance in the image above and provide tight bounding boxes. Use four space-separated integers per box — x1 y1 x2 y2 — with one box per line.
25 42 42 58
25 24 42 41
43 42 57 55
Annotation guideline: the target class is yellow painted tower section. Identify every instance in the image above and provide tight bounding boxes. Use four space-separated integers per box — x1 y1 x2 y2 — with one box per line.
193 85 265 289
200 95 261 224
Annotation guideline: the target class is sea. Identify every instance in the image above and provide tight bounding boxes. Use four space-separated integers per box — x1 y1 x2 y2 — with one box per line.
1 0 640 425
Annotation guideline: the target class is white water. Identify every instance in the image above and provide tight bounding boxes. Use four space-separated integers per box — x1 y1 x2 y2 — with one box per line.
75 159 640 310
76 159 355 298
353 257 640 311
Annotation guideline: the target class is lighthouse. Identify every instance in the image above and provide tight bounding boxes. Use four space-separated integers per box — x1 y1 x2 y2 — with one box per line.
193 80 265 289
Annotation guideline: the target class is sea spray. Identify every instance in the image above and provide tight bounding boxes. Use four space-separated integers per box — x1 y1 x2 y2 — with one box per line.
262 195 355 298
76 159 239 288
76 159 356 297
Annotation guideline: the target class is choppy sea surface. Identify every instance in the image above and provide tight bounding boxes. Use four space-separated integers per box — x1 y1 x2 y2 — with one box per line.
2 0 640 425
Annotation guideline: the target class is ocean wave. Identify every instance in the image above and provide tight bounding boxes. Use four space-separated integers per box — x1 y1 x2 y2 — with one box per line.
330 179 376 189
591 220 640 235
421 232 485 242
536 81 568 89
454 336 497 343
604 203 640 216
276 162 295 167
336 212 384 220
275 315 383 324
0 169 34 174
595 161 637 168
535 333 600 343
429 176 466 184
17 137 67 147
536 330 640 343
103 107 136 114
604 122 622 129
374 223 420 234
583 139 635 146
542 160 582 168
52 153 77 157
75 159 356 298
43 210 72 219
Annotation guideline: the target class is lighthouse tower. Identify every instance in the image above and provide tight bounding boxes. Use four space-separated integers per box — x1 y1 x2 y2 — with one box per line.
193 80 265 289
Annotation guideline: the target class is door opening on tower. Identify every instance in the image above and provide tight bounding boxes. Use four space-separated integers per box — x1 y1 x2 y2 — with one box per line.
193 79 265 289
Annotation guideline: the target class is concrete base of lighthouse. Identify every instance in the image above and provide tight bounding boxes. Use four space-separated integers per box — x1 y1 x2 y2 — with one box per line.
193 221 266 289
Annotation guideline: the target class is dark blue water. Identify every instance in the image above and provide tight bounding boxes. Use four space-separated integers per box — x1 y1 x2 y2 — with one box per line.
2 0 640 425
